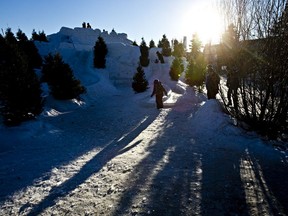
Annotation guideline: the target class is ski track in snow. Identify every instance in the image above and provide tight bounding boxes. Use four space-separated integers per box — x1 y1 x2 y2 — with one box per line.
0 86 288 216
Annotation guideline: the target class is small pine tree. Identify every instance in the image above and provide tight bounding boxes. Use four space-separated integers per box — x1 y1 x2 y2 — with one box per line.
42 53 86 100
93 36 108 68
160 34 172 57
132 40 138 46
139 38 150 67
189 33 202 61
185 57 206 87
185 33 206 89
132 64 149 93
149 40 156 48
169 57 184 81
31 29 48 42
172 39 185 58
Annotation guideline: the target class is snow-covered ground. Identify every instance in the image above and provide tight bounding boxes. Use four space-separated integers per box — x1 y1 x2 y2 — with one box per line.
0 27 288 215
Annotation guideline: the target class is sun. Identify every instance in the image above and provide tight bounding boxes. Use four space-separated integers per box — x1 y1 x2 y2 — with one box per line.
181 3 224 45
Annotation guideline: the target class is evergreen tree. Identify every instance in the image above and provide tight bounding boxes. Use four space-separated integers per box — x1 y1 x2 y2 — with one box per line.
185 55 206 88
185 34 206 88
42 53 86 100
169 57 184 81
38 30 48 42
31 29 48 42
172 39 185 58
139 38 150 67
16 29 28 41
93 36 108 68
17 29 42 69
0 32 43 126
219 24 239 68
149 39 156 48
160 34 172 56
157 40 163 48
189 33 202 61
132 40 138 46
4 28 17 44
132 64 149 93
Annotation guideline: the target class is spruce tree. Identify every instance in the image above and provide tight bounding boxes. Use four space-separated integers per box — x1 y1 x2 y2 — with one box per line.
4 28 17 44
185 57 205 88
169 57 184 81
219 24 239 68
172 39 185 58
42 53 86 100
93 36 108 68
160 34 172 57
139 38 150 67
149 40 156 48
0 31 43 126
157 40 163 48
189 33 202 61
132 40 138 46
17 29 42 69
185 33 206 88
132 64 149 93
31 29 48 42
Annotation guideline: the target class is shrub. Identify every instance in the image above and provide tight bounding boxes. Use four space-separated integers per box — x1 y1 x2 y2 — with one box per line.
132 65 149 93
93 36 108 68
42 53 86 100
169 57 184 81
139 38 150 67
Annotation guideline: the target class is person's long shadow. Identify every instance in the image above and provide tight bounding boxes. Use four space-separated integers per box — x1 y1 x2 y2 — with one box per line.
108 87 288 216
112 88 207 215
113 90 288 215
25 111 158 215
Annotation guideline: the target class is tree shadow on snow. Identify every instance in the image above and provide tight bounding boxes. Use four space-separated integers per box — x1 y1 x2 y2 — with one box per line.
19 108 159 215
112 93 288 215
0 97 152 202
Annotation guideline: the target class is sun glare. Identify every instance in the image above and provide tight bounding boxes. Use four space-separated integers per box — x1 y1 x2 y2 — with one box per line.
182 3 224 45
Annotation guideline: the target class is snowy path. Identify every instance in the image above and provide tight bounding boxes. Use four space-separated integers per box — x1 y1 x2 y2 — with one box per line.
0 86 288 216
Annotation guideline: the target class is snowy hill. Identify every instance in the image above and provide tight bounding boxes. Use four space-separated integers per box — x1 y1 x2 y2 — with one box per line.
34 26 185 110
0 27 288 215
36 27 140 95
35 27 177 98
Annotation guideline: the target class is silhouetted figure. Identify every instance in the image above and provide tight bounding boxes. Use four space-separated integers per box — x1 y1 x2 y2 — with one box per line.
87 23 91 28
205 65 220 99
226 67 239 106
156 51 164 63
151 79 167 109
82 22 86 28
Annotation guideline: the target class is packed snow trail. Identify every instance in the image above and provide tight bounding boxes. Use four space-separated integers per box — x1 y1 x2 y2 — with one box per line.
0 86 288 216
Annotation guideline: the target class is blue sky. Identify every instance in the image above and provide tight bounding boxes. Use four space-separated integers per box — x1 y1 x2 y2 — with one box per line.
1 0 224 44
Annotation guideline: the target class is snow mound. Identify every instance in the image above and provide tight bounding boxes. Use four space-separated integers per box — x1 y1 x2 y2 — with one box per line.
192 100 227 130
43 27 132 52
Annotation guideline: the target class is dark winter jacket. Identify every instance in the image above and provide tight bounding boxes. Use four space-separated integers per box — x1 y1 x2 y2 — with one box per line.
151 81 167 97
206 70 220 93
227 71 239 90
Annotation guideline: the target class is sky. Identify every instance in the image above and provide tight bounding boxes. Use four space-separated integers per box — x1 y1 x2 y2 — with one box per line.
0 0 224 45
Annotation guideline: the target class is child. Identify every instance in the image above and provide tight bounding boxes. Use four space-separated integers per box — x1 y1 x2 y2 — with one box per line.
151 79 167 109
